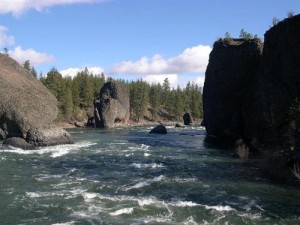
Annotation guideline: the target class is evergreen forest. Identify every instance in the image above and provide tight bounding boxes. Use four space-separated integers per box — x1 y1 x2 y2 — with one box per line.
38 67 203 123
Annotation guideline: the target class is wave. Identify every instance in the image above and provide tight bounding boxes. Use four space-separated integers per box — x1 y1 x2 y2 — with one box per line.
204 205 235 212
51 222 77 225
130 163 165 169
109 207 134 216
122 175 165 191
0 141 96 158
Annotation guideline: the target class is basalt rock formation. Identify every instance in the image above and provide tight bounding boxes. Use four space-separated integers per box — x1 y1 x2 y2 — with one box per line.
258 14 300 150
94 81 130 128
0 54 73 147
203 14 300 155
183 112 194 126
203 38 263 141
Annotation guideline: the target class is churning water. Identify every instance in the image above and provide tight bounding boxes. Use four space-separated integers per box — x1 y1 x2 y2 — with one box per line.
0 126 300 225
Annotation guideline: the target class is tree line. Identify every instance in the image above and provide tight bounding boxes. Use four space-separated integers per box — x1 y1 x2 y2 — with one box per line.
37 67 203 123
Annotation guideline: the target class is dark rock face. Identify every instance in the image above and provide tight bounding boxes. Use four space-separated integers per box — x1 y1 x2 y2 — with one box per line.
0 54 58 139
257 15 300 149
149 125 167 134
183 112 194 125
202 15 300 154
95 81 130 128
26 126 73 147
203 38 263 140
3 137 35 150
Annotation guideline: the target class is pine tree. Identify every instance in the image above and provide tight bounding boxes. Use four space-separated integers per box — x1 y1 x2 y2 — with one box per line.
42 67 63 101
162 78 170 108
30 66 37 79
22 60 31 72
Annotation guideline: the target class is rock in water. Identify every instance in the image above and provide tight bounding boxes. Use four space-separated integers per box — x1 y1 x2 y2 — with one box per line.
95 81 130 128
0 53 72 147
26 126 73 147
3 137 35 150
183 112 194 125
175 123 185 128
0 54 58 139
202 38 263 140
149 125 167 134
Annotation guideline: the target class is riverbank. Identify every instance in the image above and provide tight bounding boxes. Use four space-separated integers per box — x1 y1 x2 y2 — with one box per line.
55 119 203 129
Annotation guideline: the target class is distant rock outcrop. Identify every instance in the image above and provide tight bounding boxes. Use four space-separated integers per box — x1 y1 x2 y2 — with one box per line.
94 81 130 128
149 125 167 134
183 112 194 125
203 38 263 140
0 53 73 147
202 14 300 155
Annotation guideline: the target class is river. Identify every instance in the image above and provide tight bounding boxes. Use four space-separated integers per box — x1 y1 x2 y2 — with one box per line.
0 126 300 225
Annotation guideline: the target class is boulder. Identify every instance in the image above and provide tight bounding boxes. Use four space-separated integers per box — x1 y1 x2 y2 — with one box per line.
26 126 73 147
175 123 185 128
95 81 130 128
202 38 263 140
183 112 194 125
0 54 58 139
3 137 35 150
149 125 167 134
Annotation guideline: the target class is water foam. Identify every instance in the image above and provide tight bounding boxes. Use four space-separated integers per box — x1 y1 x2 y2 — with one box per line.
131 163 165 169
123 175 164 191
109 207 134 216
0 141 96 158
204 205 234 212
170 201 200 207
51 222 76 225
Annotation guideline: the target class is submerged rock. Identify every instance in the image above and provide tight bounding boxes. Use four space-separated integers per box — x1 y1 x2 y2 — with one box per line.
95 81 130 128
149 125 167 134
3 137 35 150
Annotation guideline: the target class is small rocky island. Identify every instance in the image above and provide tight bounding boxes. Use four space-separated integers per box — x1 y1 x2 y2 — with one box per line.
0 54 73 149
94 81 130 128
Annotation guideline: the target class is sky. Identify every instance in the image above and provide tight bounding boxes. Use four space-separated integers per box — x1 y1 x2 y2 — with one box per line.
0 0 299 88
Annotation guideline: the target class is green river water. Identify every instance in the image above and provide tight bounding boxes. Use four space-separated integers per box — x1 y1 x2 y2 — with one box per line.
0 126 300 225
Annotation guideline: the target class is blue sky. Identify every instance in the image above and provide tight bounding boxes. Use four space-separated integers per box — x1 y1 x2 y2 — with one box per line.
0 0 299 87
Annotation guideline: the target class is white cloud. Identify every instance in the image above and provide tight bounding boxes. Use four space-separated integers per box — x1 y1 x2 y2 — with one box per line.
196 76 205 88
111 45 212 75
0 0 108 16
60 66 104 78
142 74 179 89
0 26 15 47
9 46 55 65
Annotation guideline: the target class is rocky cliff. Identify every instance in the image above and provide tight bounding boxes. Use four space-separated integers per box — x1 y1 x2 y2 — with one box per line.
94 81 130 128
203 38 263 140
203 14 300 155
0 54 73 147
258 14 300 150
